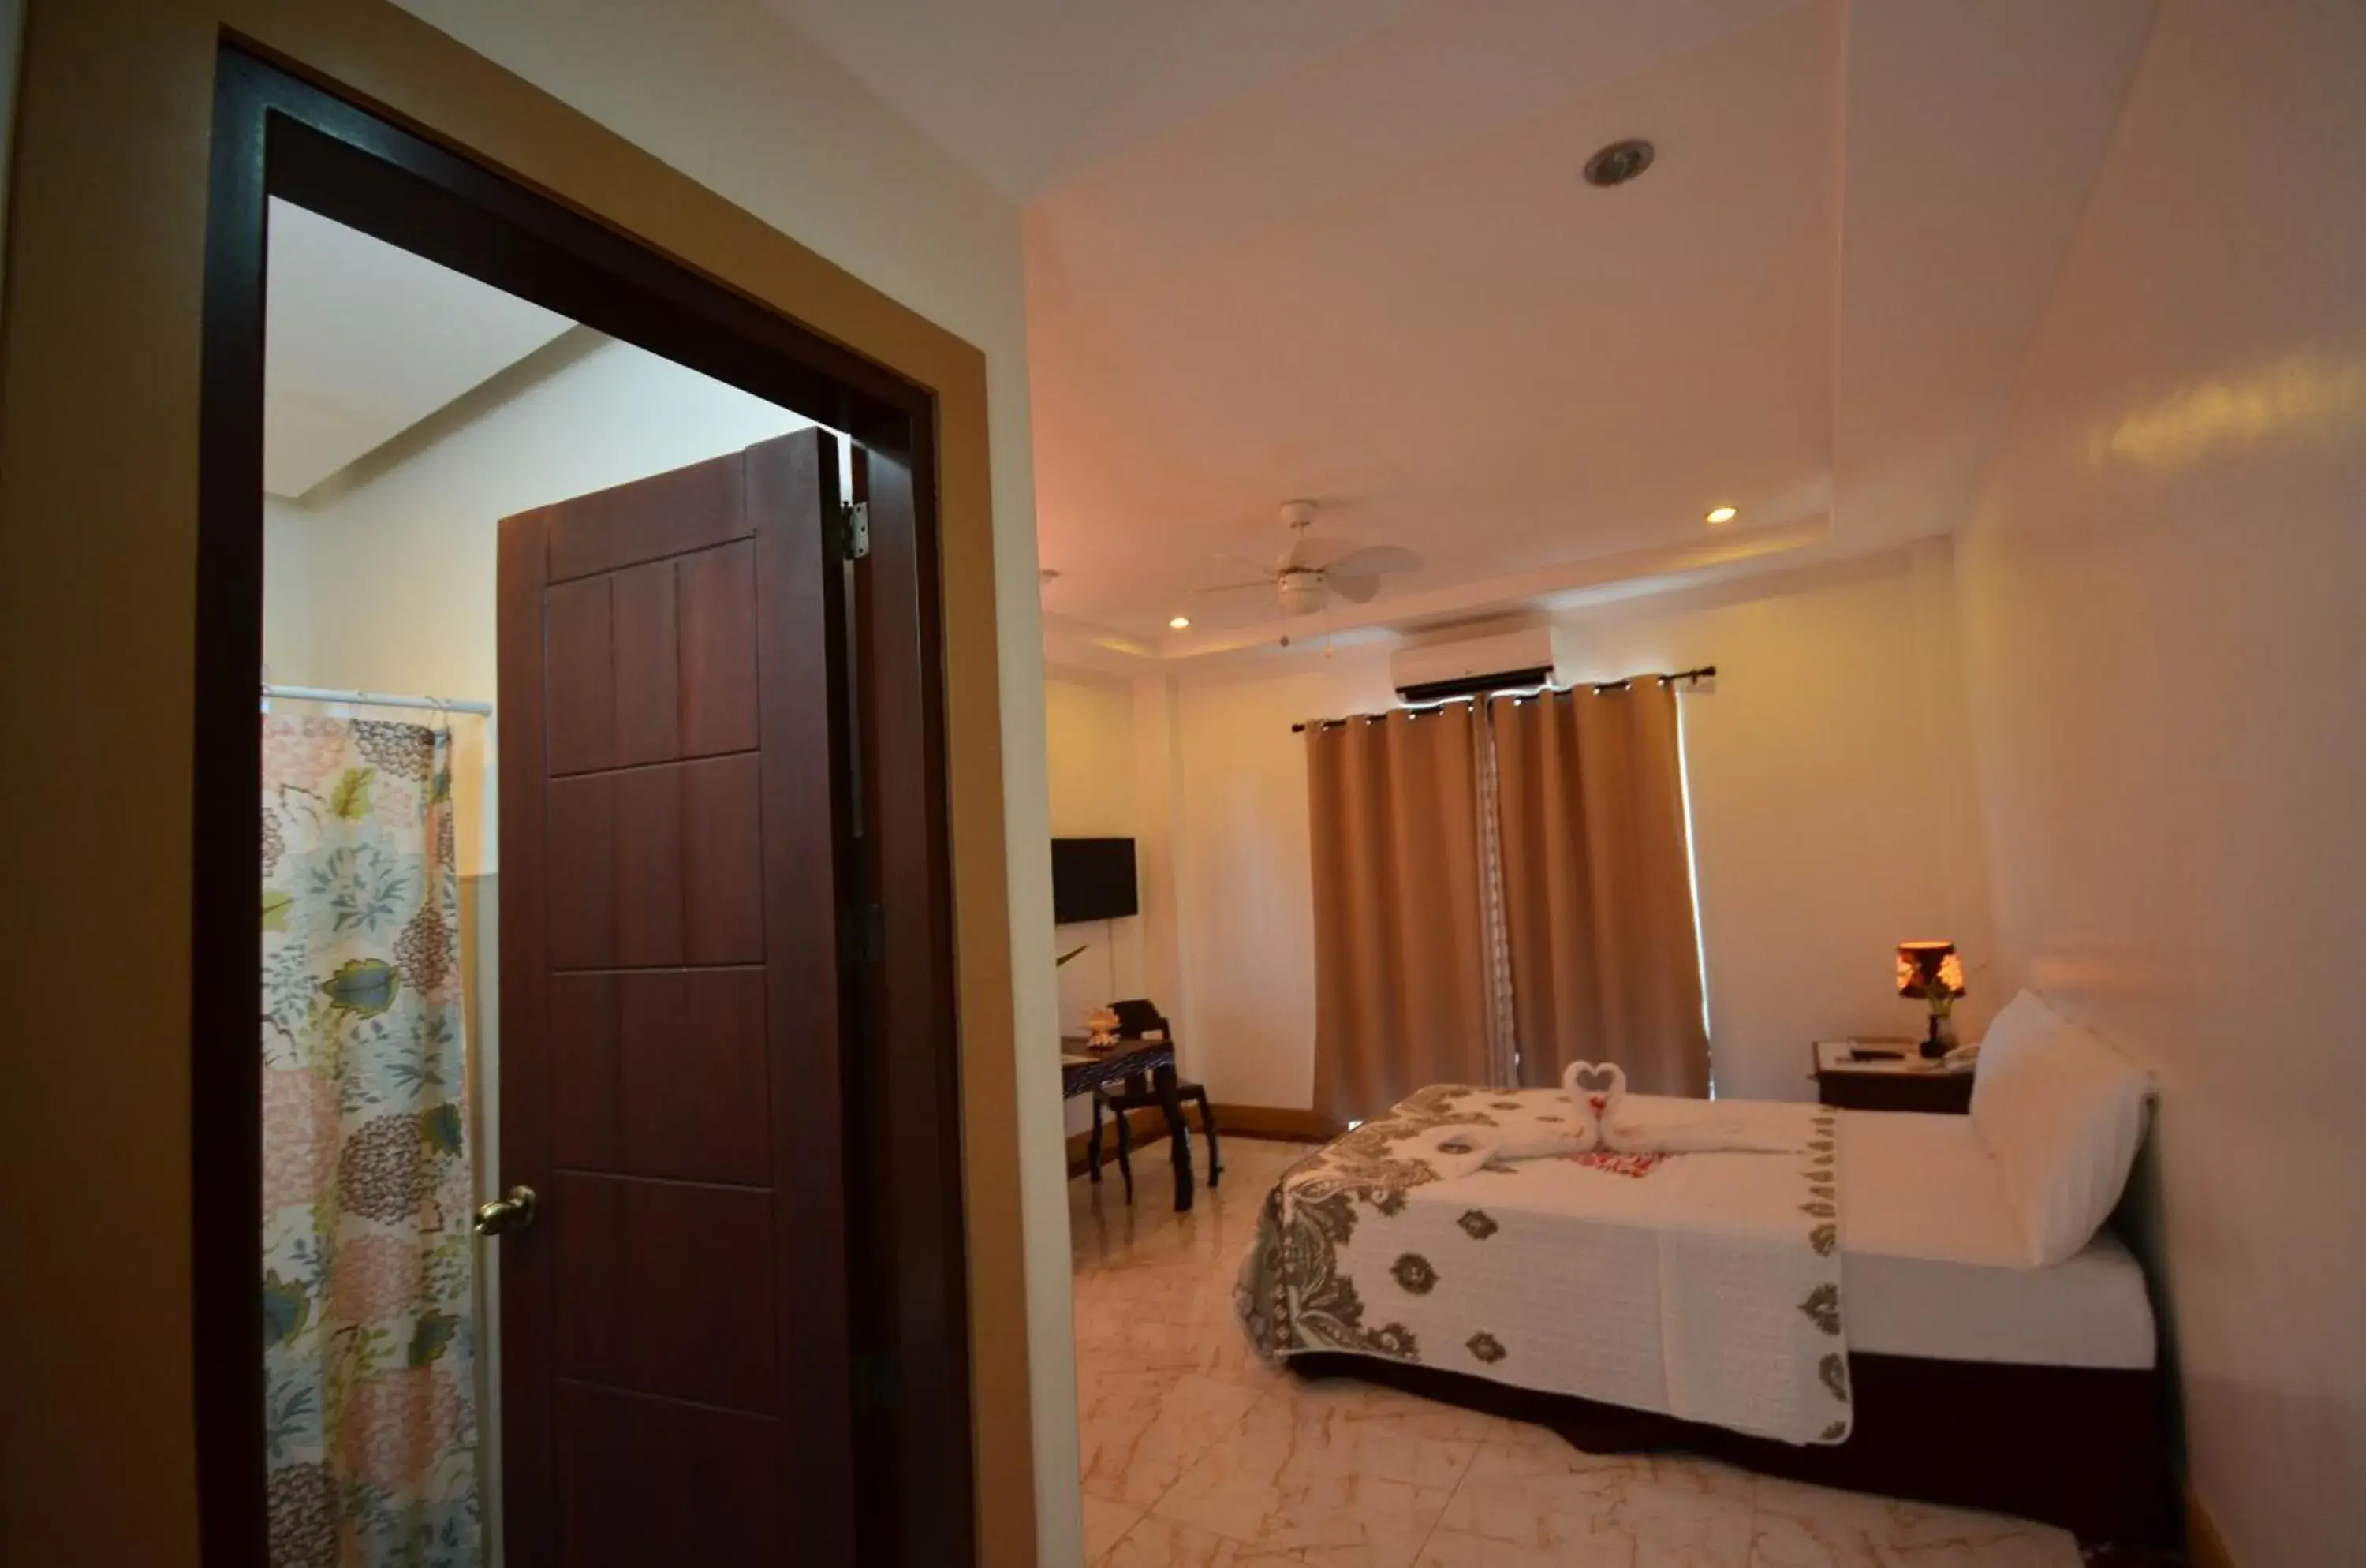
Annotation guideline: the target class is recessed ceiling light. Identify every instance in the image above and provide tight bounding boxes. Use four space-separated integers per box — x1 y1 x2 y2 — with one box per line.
1168 615 1192 630
1704 505 1738 525
1584 138 1655 188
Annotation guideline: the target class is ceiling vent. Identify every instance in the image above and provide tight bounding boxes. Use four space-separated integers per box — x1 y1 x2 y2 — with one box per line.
1583 139 1655 188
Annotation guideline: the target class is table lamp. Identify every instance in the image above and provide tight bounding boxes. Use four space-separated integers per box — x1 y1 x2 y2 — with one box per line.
1895 940 1965 1059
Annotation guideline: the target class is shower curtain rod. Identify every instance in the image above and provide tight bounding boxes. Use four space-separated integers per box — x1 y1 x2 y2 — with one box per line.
263 682 493 717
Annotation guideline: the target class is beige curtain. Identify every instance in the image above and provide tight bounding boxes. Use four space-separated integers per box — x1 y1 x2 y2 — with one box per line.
1306 704 1494 1125
1490 682 1710 1097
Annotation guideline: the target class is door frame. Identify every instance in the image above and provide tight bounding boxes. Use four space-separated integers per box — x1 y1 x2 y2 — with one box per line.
195 43 972 1565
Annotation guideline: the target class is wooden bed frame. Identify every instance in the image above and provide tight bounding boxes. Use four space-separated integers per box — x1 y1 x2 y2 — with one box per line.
1287 1349 2180 1556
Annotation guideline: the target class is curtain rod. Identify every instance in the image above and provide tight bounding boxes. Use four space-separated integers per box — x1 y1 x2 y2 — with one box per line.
263 682 493 717
1291 666 1715 734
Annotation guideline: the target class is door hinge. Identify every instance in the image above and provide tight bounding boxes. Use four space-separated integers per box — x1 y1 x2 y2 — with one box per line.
834 500 871 560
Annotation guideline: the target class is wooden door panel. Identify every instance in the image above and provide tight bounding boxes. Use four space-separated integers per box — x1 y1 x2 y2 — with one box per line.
609 559 681 767
677 539 760 758
543 576 617 777
550 969 770 1183
549 971 622 1168
650 970 771 1181
501 430 855 1564
681 753 763 964
544 775 618 969
610 767 685 967
556 1382 784 1568
543 543 759 777
539 455 746 582
552 1172 778 1410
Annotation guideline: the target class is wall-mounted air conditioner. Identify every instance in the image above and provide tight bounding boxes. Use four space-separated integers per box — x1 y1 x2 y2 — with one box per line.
1388 627 1558 703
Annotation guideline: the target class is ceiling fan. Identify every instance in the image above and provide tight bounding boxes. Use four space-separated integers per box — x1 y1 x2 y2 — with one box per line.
1193 500 1423 618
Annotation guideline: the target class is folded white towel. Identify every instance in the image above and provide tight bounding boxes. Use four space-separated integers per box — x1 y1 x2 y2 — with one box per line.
1392 1101 1595 1178
1562 1059 1804 1155
1603 1096 1807 1155
1381 1067 1804 1180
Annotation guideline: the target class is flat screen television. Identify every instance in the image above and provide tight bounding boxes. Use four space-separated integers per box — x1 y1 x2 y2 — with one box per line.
1051 838 1138 924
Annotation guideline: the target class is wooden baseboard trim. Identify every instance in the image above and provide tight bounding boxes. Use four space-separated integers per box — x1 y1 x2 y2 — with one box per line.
2183 1482 2236 1568
1062 1103 1340 1179
1211 1103 1342 1143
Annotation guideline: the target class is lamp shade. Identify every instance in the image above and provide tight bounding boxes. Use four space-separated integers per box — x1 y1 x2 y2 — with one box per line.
1895 940 1965 999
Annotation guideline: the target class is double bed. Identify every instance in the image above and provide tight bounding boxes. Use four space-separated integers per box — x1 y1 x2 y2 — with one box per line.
1237 1014 2174 1551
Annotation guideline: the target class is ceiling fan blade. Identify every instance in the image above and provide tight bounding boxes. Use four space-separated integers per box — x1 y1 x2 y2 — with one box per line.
1217 552 1278 576
1192 579 1276 596
1328 570 1384 604
1319 544 1423 577
1289 536 1357 570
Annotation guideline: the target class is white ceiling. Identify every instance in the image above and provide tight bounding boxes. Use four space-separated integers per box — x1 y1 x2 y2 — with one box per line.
764 0 1439 200
264 200 575 498
771 0 2156 670
261 3 2159 670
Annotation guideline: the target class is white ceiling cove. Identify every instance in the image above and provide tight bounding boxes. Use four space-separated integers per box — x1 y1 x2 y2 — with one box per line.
263 200 575 498
772 0 2155 668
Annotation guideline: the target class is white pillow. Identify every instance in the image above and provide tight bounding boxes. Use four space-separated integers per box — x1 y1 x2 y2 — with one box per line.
1971 991 2152 1266
1974 987 2066 1065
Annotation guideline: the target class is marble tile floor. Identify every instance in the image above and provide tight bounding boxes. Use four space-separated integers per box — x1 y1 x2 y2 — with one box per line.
1068 1136 2088 1568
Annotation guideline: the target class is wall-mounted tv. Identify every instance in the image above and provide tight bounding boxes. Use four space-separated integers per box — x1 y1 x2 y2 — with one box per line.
1051 838 1138 924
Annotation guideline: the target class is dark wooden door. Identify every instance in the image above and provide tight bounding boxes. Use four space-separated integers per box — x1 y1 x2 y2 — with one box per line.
495 428 855 1566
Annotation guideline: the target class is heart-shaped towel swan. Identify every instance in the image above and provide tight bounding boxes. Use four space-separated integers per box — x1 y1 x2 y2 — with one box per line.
1561 1060 1629 1143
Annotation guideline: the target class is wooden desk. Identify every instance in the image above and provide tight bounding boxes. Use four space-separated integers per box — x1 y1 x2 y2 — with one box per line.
1062 1036 1196 1211
1812 1040 1973 1114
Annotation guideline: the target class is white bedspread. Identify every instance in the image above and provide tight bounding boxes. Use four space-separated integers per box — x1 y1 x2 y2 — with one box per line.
1237 1086 1854 1446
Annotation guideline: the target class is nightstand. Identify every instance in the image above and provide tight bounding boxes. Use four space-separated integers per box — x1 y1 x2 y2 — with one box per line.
1812 1040 1973 1114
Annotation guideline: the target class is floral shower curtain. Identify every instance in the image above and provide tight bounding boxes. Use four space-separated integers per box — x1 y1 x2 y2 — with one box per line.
261 713 479 1568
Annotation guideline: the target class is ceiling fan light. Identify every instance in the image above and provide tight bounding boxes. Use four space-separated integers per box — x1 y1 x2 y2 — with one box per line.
1704 504 1738 525
1168 615 1191 629
1276 572 1329 616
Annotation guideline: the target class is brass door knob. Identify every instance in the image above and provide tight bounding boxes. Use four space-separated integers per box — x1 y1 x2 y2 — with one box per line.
472 1184 538 1237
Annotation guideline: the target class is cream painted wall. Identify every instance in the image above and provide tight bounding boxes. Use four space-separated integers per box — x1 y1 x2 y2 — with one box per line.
1043 673 1147 1134
1159 544 1993 1117
280 332 812 697
1953 2 2366 1560
1170 651 1398 1111
262 494 315 681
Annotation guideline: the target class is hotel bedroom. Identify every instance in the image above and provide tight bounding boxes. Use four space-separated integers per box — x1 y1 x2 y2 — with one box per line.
1 2 2357 1567
1027 2 2361 1566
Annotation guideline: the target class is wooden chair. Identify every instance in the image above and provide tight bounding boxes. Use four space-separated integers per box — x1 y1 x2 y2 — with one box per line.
1087 1002 1222 1204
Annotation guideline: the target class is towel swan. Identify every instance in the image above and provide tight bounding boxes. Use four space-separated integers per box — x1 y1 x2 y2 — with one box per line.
1567 1058 1803 1155
1562 1060 1627 1144
1395 1061 1806 1177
